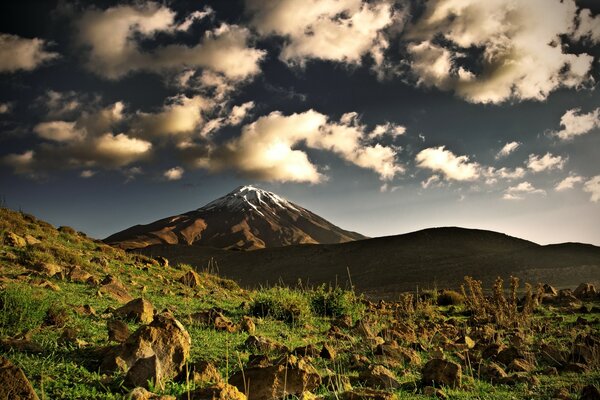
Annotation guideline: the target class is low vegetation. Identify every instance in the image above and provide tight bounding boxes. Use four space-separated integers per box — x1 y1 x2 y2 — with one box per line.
0 207 598 399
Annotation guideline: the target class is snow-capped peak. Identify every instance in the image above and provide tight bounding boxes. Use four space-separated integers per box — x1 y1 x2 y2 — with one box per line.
200 185 300 214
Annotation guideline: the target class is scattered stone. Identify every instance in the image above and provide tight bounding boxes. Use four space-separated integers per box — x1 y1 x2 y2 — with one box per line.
481 343 504 360
423 386 447 399
497 373 540 386
580 385 600 400
456 335 475 349
74 304 96 316
127 387 175 400
508 358 535 373
191 309 237 332
320 343 336 360
341 388 397 400
542 284 558 296
30 262 63 278
4 232 26 247
0 356 40 400
539 344 566 367
229 357 321 400
0 337 43 353
240 316 256 334
552 387 570 400
478 362 508 383
375 344 421 367
358 365 400 389
154 256 169 268
24 234 40 246
30 278 61 291
293 344 320 357
108 319 130 343
573 283 597 299
244 335 288 354
247 354 271 368
91 256 109 267
179 270 202 288
421 358 461 387
176 360 222 385
496 346 524 366
68 265 94 284
115 298 155 324
101 312 191 389
99 275 133 303
562 362 589 373
187 382 247 400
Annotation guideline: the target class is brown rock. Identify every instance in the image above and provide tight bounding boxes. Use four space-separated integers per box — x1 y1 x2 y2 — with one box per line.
191 309 236 332
423 386 447 399
74 304 96 316
102 312 191 389
24 235 40 246
478 362 507 383
539 344 566 367
244 335 288 353
187 382 247 400
154 256 169 268
497 373 540 386
115 298 155 324
293 344 320 358
421 358 461 387
100 275 133 304
179 270 202 288
4 232 26 247
30 278 60 291
68 265 94 284
341 388 397 400
128 386 175 399
358 365 400 389
542 284 558 296
176 360 222 385
508 358 535 373
496 346 524 366
240 316 256 334
562 362 589 373
481 343 504 360
0 356 40 400
573 283 597 299
0 337 43 353
30 262 63 278
229 358 320 400
580 385 600 400
108 319 130 343
320 343 336 360
375 344 421 366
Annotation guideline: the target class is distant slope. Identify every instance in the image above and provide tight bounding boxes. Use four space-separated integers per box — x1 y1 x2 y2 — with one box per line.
136 227 600 298
105 185 366 250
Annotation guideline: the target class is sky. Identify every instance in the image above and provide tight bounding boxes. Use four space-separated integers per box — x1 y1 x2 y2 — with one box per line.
0 0 599 245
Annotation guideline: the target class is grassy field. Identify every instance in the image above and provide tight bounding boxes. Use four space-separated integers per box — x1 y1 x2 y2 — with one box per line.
0 207 598 399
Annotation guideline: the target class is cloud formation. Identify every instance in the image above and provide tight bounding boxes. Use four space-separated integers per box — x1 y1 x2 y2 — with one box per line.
555 175 584 191
503 181 546 200
77 3 265 80
527 153 566 172
552 108 600 140
584 176 600 202
246 0 396 66
415 146 480 181
496 142 520 159
0 33 59 73
163 166 184 181
405 0 593 103
196 109 403 183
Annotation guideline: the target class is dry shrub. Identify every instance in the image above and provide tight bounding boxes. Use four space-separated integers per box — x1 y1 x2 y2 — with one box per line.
437 290 465 306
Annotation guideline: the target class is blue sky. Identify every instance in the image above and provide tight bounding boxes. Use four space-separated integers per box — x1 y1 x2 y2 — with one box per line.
1 0 599 244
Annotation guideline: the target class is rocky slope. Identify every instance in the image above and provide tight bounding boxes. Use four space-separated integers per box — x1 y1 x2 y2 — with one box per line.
105 185 366 250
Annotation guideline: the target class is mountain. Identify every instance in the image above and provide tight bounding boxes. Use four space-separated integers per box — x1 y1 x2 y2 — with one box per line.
135 227 600 298
105 185 366 250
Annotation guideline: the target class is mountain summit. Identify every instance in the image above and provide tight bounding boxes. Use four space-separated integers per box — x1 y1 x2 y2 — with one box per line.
105 185 366 250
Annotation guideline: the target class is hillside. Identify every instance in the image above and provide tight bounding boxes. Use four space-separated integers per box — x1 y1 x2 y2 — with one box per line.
137 227 600 298
105 185 366 250
0 207 599 399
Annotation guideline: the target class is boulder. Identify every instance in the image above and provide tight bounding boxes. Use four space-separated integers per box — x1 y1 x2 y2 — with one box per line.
374 344 421 367
24 235 41 246
0 356 40 399
539 344 566 367
30 262 63 278
574 283 597 299
108 319 130 343
358 365 400 389
4 232 26 247
508 358 535 373
496 346 524 366
68 265 94 284
293 344 320 358
240 316 256 334
229 358 320 400
115 298 155 324
179 271 202 288
320 343 336 360
423 386 447 399
154 256 169 268
187 382 247 400
191 309 236 332
244 336 288 354
101 312 191 389
99 275 133 303
176 360 222 385
478 362 507 383
421 359 461 387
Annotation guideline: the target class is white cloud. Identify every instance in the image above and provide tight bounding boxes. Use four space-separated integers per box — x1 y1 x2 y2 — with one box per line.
583 176 600 202
415 146 480 181
37 90 83 118
552 107 600 140
34 121 86 142
369 122 406 139
0 102 12 114
421 174 441 189
2 150 35 175
77 3 265 80
80 170 96 178
163 166 184 181
0 33 59 73
572 8 600 44
496 141 520 159
228 101 255 126
405 0 593 104
197 110 404 183
246 0 397 66
483 166 526 185
527 153 566 172
503 181 546 200
555 175 584 191
93 133 152 167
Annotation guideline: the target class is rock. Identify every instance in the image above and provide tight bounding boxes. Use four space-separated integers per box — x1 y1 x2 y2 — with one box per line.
68 265 94 284
320 343 336 360
240 316 256 334
0 337 43 353
24 235 40 246
481 343 504 360
539 344 566 367
580 385 600 400
187 382 247 400
59 327 79 346
30 278 61 291
358 365 400 389
101 312 191 389
4 232 26 247
0 356 40 399
179 270 202 288
100 275 133 304
571 344 594 365
542 284 558 296
244 336 288 354
573 283 597 299
456 335 475 349
176 360 222 385
115 298 155 324
421 359 461 387
191 309 236 332
108 319 130 343
478 362 508 383
229 358 321 400
374 344 421 366
497 373 540 386
128 387 175 399
562 362 589 373
293 344 320 358
496 346 524 366
508 358 535 373
423 386 447 399
154 256 169 268
341 388 397 400
552 387 570 400
30 262 63 278
74 304 96 316
91 256 109 267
